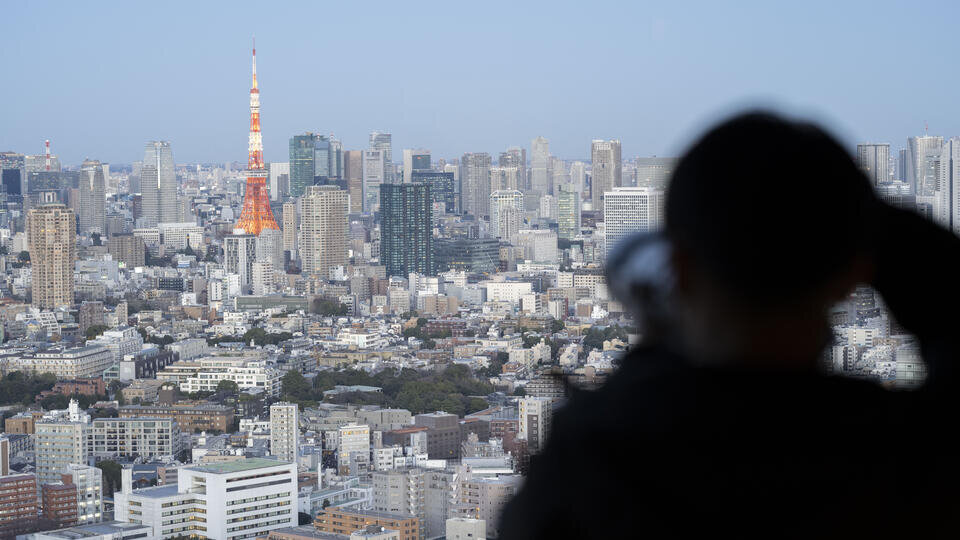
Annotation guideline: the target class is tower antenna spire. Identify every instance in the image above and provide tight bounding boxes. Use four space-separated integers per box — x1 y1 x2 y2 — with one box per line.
236 38 279 236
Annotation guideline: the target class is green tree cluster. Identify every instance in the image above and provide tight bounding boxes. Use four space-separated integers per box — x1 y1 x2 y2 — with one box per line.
311 298 348 316
97 460 122 497
581 325 631 354
85 324 109 340
0 371 57 405
280 364 494 416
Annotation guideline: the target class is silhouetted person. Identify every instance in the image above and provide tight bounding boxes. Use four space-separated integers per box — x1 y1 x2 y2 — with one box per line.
499 113 960 539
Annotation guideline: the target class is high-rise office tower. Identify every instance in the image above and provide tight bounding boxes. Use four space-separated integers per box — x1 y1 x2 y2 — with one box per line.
299 185 348 277
313 135 331 179
500 147 527 190
569 161 586 195
78 159 106 235
897 148 908 182
412 171 457 214
141 141 176 227
344 150 364 213
281 201 297 261
461 153 492 218
531 136 549 195
1 151 25 199
402 149 431 183
329 136 344 179
236 43 281 237
907 135 945 195
856 144 891 188
362 149 386 213
28 203 76 309
369 131 394 183
269 402 299 463
603 186 664 260
490 166 520 192
224 230 257 288
592 139 622 211
635 157 677 189
289 134 318 198
24 140 61 173
490 190 525 241
380 183 434 277
268 162 290 201
557 184 581 240
948 138 960 235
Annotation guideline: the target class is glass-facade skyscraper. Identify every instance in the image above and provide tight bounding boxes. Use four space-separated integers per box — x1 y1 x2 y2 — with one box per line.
380 183 434 277
289 133 317 198
411 171 457 214
142 141 176 227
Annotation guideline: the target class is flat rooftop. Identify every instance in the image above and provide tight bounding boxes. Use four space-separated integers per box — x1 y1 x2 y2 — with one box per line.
33 521 149 538
185 457 290 474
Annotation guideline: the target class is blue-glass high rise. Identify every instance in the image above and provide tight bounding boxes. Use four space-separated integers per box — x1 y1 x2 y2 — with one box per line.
380 183 434 277
411 171 457 213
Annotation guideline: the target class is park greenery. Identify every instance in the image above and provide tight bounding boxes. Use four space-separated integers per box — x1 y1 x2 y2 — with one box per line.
310 298 349 316
0 371 57 405
580 325 632 357
281 364 492 417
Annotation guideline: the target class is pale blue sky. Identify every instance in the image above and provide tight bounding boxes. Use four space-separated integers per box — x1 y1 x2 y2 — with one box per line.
1 0 956 165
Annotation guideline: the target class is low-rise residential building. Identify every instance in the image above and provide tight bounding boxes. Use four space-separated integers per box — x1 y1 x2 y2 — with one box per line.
10 345 113 379
119 403 233 433
86 417 182 460
156 356 281 396
314 508 419 540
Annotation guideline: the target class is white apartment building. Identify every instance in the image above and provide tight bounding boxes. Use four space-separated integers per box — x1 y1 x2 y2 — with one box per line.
86 417 182 460
338 424 371 474
518 396 555 454
156 356 281 396
481 281 533 304
157 222 204 250
87 326 144 362
270 402 299 463
35 421 86 484
11 345 113 379
114 458 298 540
63 463 104 524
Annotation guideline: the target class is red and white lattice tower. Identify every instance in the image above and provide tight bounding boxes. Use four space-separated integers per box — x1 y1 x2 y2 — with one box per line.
235 38 280 236
44 140 51 171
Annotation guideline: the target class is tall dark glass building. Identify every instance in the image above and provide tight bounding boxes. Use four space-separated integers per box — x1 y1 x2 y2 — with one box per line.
380 183 434 276
411 171 457 213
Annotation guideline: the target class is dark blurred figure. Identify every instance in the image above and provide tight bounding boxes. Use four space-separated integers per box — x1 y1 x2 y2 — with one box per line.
499 112 960 539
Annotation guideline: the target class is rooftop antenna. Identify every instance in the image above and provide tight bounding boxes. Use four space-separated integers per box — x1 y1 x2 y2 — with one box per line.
44 140 51 171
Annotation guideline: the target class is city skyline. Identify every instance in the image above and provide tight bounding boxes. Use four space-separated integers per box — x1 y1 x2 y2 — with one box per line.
3 1 960 164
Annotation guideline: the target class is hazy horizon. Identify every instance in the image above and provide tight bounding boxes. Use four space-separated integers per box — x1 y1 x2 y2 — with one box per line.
3 0 957 165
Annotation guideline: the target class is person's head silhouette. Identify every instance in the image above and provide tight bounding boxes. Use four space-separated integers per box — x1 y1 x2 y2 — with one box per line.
664 111 878 368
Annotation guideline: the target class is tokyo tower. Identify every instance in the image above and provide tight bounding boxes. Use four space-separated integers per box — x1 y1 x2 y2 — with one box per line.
235 38 280 236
